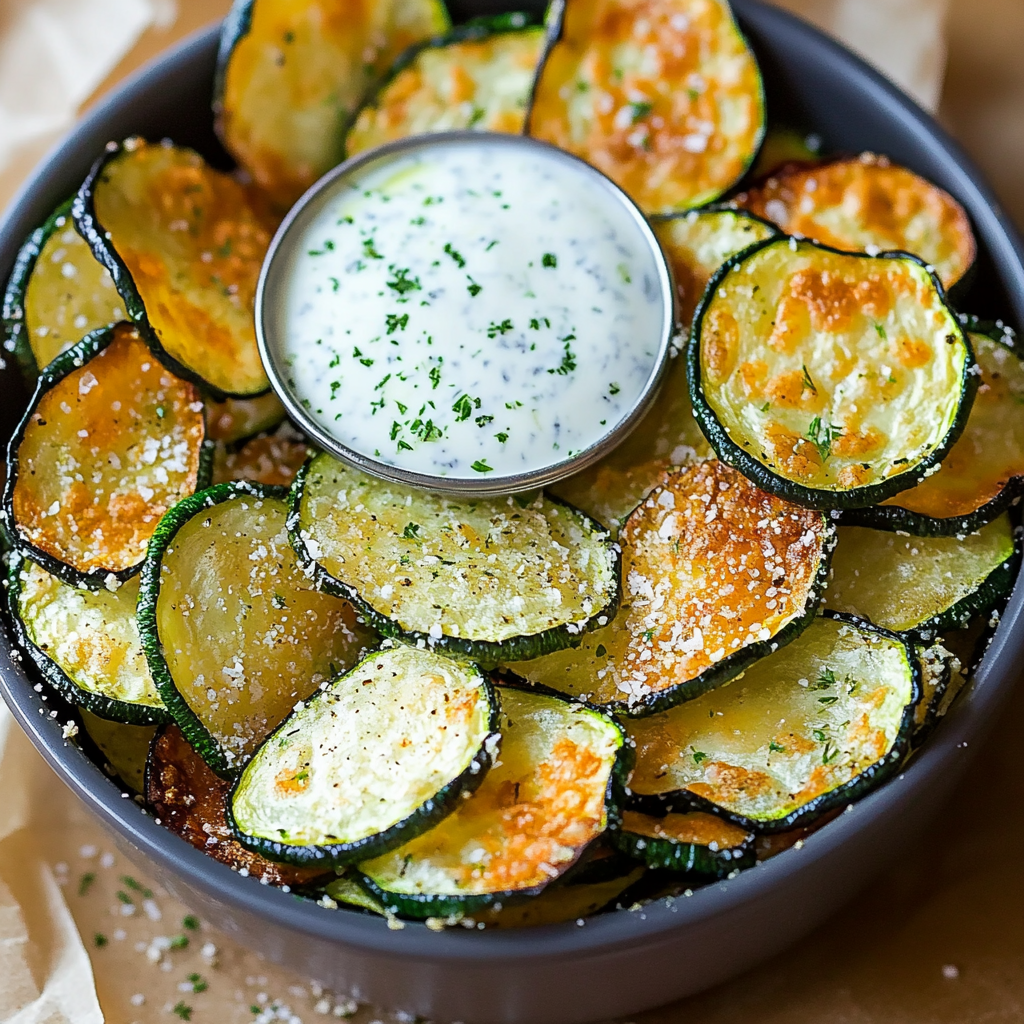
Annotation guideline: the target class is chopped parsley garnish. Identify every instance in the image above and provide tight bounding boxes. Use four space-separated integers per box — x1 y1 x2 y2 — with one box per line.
78 872 95 896
390 421 402 441
169 934 190 950
443 242 466 268
495 432 509 443
353 346 373 367
487 319 514 338
402 523 421 540
608 382 620 395
812 728 828 743
121 875 153 899
173 1002 194 1021
549 336 577 376
471 459 493 473
629 100 653 122
187 973 208 994
374 373 391 391
814 668 837 689
428 363 442 389
505 400 522 409
617 263 632 284
410 418 443 442
386 312 409 334
875 323 888 339
94 933 108 948
801 363 817 394
768 740 786 753
529 317 551 330
806 415 843 462
822 740 840 764
452 394 480 421
362 236 383 260
541 252 558 268
115 890 133 905
466 278 482 297
818 695 839 705
692 750 709 765
386 265 421 296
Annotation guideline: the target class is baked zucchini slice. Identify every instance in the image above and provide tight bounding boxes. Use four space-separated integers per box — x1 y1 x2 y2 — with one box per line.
80 710 156 792
7 551 168 725
322 876 389 916
211 432 310 487
736 154 976 290
516 460 834 716
527 0 765 214
3 323 206 586
610 810 754 877
228 645 499 868
749 126 823 179
346 16 545 157
652 206 779 332
690 238 975 509
214 0 451 208
74 138 273 398
2 199 123 382
824 515 1017 636
139 482 371 777
853 326 1024 535
627 614 919 831
355 682 630 919
146 725 331 887
290 454 619 663
206 392 286 445
913 643 961 742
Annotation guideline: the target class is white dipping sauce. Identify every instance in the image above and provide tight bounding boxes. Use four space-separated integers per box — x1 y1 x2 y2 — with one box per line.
269 136 669 481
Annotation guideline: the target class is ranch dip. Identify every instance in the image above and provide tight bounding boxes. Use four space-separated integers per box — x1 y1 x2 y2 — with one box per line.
262 134 671 486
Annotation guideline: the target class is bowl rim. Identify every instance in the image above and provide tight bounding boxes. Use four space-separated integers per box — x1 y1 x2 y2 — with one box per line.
1 0 1023 965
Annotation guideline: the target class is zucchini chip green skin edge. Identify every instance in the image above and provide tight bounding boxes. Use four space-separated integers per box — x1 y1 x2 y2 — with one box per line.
1 325 213 591
71 139 271 402
343 12 544 159
286 455 623 665
629 612 923 835
137 480 288 779
607 824 756 879
687 238 978 511
353 677 634 920
225 647 502 869
846 319 1024 537
1 197 74 384
211 0 256 124
590 517 837 720
910 643 954 748
4 549 171 726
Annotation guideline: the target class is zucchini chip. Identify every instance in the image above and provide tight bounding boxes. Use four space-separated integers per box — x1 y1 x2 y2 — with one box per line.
212 432 310 488
291 454 619 663
737 154 976 290
146 725 331 887
824 516 1017 636
855 327 1024 535
74 138 273 398
527 0 765 214
355 683 629 919
80 710 156 792
346 16 546 157
628 615 919 831
229 646 499 868
206 392 286 445
653 206 779 331
8 553 167 725
611 810 754 876
2 199 123 382
214 0 451 208
913 643 961 742
749 126 823 179
517 460 834 715
690 238 975 509
139 483 372 777
4 324 206 585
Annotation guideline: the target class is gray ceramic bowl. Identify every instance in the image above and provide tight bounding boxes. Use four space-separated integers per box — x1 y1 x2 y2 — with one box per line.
1 4 1022 1023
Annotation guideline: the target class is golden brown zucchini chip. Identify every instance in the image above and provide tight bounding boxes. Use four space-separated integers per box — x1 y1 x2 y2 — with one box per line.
205 392 286 445
214 0 451 208
611 810 754 876
517 460 834 715
527 0 765 214
857 327 1024 535
4 323 206 585
355 683 630 919
74 138 272 398
690 238 975 509
2 199 123 382
912 643 961 741
628 615 919 831
346 17 545 156
139 483 373 777
211 431 310 487
146 725 331 887
736 154 976 290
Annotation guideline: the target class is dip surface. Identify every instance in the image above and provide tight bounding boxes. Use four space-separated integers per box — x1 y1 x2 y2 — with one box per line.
265 135 670 483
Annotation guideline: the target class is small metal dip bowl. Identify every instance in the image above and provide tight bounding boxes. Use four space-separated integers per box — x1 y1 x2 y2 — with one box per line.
255 131 676 496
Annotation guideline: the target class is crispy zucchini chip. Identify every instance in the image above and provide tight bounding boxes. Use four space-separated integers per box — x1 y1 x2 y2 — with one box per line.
628 615 919 831
690 238 974 509
611 810 753 876
3 200 123 382
291 454 619 662
749 126 823 179
215 0 451 208
857 328 1024 535
346 18 545 156
737 154 976 290
913 643 961 741
825 516 1017 636
146 725 330 887
5 324 206 584
653 206 779 331
517 460 833 715
75 138 272 398
212 432 309 487
139 483 372 777
8 553 167 724
355 684 629 919
229 646 499 867
206 392 286 445
527 0 765 214
80 710 156 792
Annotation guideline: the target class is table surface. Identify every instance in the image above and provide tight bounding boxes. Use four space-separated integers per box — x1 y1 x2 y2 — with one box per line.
2 2 1022 1022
